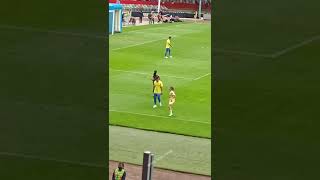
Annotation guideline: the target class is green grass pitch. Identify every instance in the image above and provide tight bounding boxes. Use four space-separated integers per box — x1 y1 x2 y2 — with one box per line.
109 22 211 138
0 1 107 179
214 0 320 179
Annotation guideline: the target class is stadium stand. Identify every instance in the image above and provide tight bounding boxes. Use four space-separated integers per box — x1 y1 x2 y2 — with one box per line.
109 0 211 14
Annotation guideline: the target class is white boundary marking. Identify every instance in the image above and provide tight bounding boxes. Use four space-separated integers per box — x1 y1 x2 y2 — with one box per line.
0 151 106 168
122 23 193 33
0 24 106 39
271 35 320 58
109 109 211 124
152 150 173 165
215 35 320 58
111 38 167 51
110 69 194 80
193 73 211 81
214 48 272 58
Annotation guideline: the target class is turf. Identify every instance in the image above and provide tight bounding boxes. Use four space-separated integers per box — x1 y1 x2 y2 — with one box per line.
109 22 211 138
0 0 107 179
0 155 105 180
109 125 211 175
214 0 320 179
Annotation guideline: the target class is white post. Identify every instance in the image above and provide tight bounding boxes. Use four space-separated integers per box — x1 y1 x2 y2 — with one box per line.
157 0 161 13
198 0 202 19
142 151 152 180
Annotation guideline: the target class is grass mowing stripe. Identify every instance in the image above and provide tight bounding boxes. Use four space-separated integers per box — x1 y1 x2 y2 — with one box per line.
109 109 211 124
214 48 272 58
122 22 194 33
110 22 211 138
110 68 194 80
0 24 106 39
0 152 106 168
111 38 166 51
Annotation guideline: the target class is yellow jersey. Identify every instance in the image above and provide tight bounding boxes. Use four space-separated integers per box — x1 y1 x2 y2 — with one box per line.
153 80 163 94
165 39 171 48
169 90 176 101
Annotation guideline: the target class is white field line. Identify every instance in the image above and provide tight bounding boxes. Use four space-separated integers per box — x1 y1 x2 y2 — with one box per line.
151 150 173 166
109 109 211 124
110 69 194 80
122 23 194 33
0 24 106 39
129 31 178 37
214 48 272 58
193 73 211 81
271 35 320 58
111 38 168 51
111 25 200 51
215 35 320 59
0 151 106 168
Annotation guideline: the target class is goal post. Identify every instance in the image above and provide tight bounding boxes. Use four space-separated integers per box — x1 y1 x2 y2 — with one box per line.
109 3 123 35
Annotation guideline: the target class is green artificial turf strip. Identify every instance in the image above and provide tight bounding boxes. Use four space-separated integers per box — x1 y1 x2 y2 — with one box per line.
109 22 211 138
0 156 106 180
0 0 107 179
214 0 320 179
109 126 211 175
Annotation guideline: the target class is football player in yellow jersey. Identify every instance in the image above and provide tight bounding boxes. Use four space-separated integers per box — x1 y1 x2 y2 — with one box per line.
164 36 173 59
153 76 163 108
168 86 176 116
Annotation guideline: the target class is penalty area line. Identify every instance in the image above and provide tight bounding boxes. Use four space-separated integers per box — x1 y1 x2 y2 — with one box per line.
193 73 211 81
0 151 106 168
109 109 211 124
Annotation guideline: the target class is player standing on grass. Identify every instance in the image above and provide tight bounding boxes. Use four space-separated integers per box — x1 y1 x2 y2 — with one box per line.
153 76 163 108
164 36 173 59
151 70 159 92
168 86 176 116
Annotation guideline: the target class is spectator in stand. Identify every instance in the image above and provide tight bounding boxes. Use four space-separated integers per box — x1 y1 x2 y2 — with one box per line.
148 12 152 24
157 13 162 23
148 11 155 24
174 16 182 22
129 17 136 25
169 15 174 23
163 16 168 23
139 10 143 23
151 11 155 24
